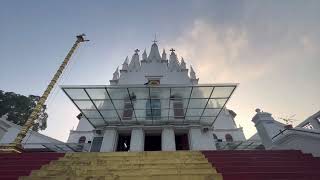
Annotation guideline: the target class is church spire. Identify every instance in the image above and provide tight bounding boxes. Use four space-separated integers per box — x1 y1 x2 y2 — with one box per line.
168 48 181 71
142 48 147 61
162 49 167 60
148 41 161 62
190 65 197 79
129 49 141 71
180 57 186 69
122 56 129 71
112 67 119 80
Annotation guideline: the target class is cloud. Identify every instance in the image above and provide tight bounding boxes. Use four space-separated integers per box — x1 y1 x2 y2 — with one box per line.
167 20 271 83
167 19 320 138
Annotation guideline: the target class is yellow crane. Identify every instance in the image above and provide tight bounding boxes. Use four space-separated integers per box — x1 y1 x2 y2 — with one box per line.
0 34 89 153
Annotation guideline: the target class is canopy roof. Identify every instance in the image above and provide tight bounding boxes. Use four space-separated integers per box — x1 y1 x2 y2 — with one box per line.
61 84 237 128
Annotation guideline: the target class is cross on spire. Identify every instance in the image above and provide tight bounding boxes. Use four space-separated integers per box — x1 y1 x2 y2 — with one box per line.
170 48 175 53
152 34 158 43
134 49 140 54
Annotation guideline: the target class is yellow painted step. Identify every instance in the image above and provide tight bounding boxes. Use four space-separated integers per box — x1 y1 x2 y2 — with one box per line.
20 174 223 180
31 168 216 176
41 163 213 171
64 151 202 157
20 151 222 180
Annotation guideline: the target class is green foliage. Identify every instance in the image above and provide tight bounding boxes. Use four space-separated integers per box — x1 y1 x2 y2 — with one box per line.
0 90 48 131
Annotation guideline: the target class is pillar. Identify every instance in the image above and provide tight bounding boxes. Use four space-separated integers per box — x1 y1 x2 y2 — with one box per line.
130 128 144 151
252 109 284 149
100 128 118 152
162 128 176 151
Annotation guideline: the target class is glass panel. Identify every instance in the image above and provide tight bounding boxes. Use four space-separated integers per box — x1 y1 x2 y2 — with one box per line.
74 100 94 109
64 88 88 100
86 88 109 99
211 86 235 98
188 99 208 108
106 87 128 100
94 100 114 110
185 108 203 117
203 109 220 117
131 99 146 110
208 98 228 108
152 87 170 99
100 110 118 119
82 110 102 118
191 87 213 98
171 87 192 99
112 100 124 110
134 110 145 118
89 118 105 127
128 87 149 99
184 116 200 121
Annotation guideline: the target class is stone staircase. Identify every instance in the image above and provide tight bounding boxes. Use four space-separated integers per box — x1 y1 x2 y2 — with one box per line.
20 151 222 180
0 152 64 180
203 150 320 180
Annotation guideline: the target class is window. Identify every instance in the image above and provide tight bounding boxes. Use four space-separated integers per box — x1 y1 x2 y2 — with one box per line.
172 96 184 119
225 134 233 142
123 101 133 120
302 122 314 129
146 98 161 119
78 136 86 143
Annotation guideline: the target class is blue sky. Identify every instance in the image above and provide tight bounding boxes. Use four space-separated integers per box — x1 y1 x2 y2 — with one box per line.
0 0 319 141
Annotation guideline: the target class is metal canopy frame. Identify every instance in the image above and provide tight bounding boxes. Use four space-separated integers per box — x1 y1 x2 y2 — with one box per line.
61 84 237 128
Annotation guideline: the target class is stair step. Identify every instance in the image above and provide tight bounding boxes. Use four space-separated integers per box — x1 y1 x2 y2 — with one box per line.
41 163 213 170
31 168 217 176
20 174 223 180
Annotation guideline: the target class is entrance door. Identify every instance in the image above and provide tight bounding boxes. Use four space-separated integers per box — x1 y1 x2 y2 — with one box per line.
175 134 189 150
144 135 161 151
116 134 131 151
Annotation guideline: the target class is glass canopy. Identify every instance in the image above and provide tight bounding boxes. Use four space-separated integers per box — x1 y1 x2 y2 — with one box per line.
61 84 237 128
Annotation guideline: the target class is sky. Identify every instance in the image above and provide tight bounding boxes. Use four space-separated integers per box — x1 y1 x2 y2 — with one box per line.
0 0 319 141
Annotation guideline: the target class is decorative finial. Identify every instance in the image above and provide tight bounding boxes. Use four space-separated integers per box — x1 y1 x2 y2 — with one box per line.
255 108 261 113
134 49 140 54
170 48 175 53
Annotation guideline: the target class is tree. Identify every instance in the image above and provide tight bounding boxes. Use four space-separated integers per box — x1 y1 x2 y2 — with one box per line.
0 90 48 131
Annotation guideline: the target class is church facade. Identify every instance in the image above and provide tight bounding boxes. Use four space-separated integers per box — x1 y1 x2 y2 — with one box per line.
64 42 245 152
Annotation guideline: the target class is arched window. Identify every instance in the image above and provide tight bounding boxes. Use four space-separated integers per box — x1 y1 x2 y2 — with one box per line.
171 95 184 119
225 134 233 142
146 97 161 119
213 133 218 140
78 136 86 143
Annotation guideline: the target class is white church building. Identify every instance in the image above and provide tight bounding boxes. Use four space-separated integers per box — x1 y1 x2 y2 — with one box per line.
64 42 245 152
1 41 319 156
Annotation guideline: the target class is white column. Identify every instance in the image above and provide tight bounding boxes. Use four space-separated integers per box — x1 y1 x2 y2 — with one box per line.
130 128 144 151
162 128 176 151
100 128 118 152
189 127 216 150
252 109 284 149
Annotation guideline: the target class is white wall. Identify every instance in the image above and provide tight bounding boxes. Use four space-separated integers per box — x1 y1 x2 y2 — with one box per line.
189 127 216 150
272 129 320 157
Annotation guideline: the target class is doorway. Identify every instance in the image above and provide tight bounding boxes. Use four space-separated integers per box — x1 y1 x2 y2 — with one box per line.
116 134 131 151
144 134 161 151
175 134 189 150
